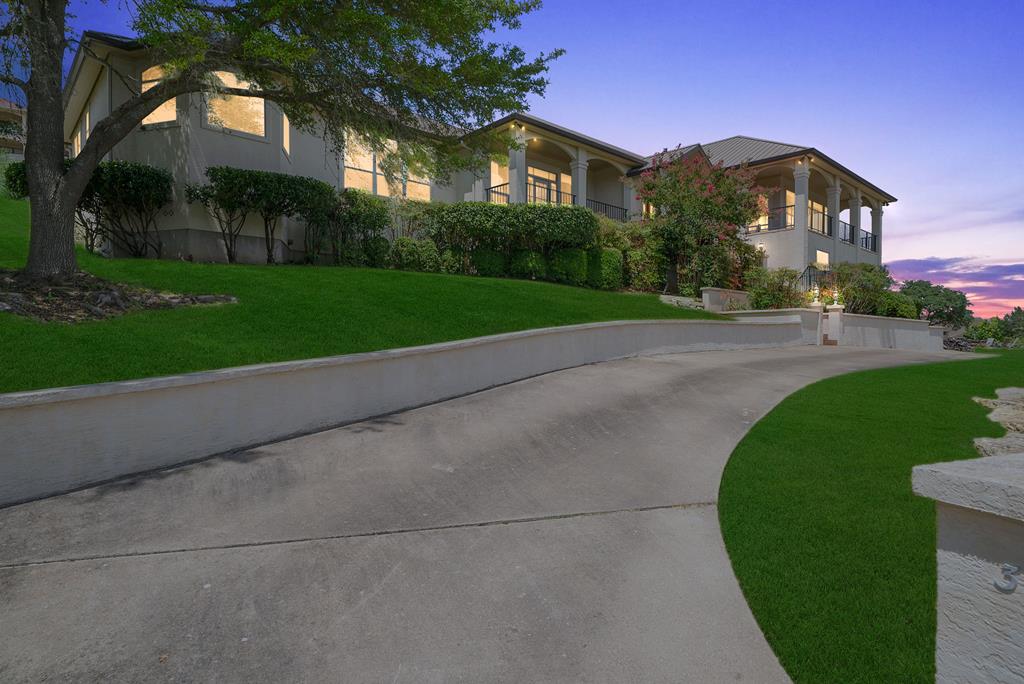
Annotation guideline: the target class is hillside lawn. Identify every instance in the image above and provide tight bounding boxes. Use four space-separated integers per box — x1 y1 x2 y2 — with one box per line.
719 350 1024 683
0 197 717 394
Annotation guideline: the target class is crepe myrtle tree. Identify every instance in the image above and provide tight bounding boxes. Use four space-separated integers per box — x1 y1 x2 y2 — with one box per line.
0 0 561 279
632 150 768 294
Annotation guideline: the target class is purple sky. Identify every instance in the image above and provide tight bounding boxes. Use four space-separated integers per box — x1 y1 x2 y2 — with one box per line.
70 1 1024 317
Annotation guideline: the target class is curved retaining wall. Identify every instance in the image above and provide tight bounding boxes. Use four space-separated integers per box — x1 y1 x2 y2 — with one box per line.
727 308 823 345
840 312 944 352
0 318 803 507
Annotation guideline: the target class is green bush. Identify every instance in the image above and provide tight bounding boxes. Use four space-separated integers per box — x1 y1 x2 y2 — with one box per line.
744 267 804 310
427 201 598 254
363 235 391 268
587 247 624 290
508 249 546 280
390 237 441 272
471 247 507 277
3 160 30 198
547 248 588 286
823 263 895 315
876 290 919 319
440 247 469 275
596 214 630 251
624 247 666 292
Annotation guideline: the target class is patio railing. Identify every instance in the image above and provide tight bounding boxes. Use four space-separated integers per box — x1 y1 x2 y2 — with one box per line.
859 229 878 252
747 205 795 233
485 183 510 204
586 198 628 221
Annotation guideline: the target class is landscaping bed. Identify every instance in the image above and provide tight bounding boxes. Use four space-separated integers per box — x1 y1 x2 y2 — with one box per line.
719 350 1024 683
0 198 718 393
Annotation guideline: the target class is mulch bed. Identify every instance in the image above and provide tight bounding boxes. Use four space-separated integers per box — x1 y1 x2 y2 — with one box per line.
0 269 237 323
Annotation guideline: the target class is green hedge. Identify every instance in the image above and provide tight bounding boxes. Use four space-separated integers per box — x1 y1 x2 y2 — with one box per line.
471 247 507 277
588 247 624 290
427 202 599 254
390 237 441 272
547 248 588 286
508 250 546 280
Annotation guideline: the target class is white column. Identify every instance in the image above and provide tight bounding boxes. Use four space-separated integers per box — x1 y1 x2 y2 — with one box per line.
849 189 862 256
827 179 842 257
570 149 588 207
793 159 811 268
622 182 635 219
871 204 883 257
507 126 527 204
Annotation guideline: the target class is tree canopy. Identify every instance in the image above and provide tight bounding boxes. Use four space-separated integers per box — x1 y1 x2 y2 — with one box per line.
899 279 972 328
1 0 561 276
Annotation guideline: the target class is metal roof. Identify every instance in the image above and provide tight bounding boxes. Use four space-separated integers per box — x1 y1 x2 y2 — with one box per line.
701 135 808 166
484 113 648 164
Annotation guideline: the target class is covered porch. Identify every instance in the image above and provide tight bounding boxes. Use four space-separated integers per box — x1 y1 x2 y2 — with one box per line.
467 116 644 222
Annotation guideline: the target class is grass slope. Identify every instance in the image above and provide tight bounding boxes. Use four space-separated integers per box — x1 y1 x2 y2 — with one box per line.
0 198 716 393
719 351 1024 683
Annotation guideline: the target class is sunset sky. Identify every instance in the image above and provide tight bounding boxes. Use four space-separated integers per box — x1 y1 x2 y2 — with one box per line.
70 1 1024 317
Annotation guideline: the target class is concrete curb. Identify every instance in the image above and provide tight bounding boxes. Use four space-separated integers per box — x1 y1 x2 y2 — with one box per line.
0 318 804 506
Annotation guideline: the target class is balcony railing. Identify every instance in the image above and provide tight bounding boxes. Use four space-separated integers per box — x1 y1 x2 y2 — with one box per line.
836 218 855 244
587 198 628 221
527 182 574 206
747 205 795 233
809 207 832 237
859 229 877 252
485 183 510 205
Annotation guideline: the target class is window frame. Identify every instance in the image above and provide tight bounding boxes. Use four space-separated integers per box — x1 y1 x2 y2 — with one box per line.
342 137 431 200
140 65 179 129
281 111 291 159
201 71 269 141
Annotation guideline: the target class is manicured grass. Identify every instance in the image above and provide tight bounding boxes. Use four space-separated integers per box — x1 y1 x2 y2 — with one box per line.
0 198 717 393
719 350 1024 683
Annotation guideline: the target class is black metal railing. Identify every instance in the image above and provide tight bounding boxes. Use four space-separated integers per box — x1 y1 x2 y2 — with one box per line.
527 182 574 206
800 264 831 292
809 207 832 236
836 218 854 244
586 198 628 221
485 183 510 204
859 229 877 252
747 205 795 233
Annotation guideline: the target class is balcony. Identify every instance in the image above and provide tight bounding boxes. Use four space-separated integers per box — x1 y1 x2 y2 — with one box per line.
484 184 628 221
746 206 878 253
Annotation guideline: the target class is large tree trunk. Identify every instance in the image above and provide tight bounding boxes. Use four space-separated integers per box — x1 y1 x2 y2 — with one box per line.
22 0 78 279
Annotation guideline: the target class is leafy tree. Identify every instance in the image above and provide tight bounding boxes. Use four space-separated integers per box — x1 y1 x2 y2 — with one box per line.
744 267 804 310
822 263 895 315
1 0 560 278
631 150 767 294
899 279 972 328
186 166 258 263
1001 307 1024 340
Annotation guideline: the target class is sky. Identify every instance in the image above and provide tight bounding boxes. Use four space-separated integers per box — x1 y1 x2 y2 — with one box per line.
68 1 1024 317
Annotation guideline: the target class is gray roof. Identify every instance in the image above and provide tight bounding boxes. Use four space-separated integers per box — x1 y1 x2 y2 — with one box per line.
700 135 808 166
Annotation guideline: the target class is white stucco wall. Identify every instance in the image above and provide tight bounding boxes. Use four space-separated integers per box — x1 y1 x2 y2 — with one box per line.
840 313 943 352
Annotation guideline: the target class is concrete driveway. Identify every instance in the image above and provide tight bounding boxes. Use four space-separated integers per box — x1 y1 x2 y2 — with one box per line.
0 347 956 682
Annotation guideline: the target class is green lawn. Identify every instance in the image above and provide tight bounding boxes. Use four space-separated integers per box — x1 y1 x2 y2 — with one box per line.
719 350 1024 683
0 198 716 393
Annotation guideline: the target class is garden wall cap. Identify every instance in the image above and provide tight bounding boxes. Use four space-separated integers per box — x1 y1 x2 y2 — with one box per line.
913 453 1024 521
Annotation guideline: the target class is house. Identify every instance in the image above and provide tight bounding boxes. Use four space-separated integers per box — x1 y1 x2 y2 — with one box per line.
62 31 894 272
0 98 26 160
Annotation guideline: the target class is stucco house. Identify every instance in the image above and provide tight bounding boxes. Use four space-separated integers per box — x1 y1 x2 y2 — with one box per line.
63 31 894 271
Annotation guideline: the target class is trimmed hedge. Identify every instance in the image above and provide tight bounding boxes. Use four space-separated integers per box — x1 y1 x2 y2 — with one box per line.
508 249 546 280
471 247 507 277
427 201 599 254
390 237 441 272
440 247 469 275
547 248 588 287
588 247 624 290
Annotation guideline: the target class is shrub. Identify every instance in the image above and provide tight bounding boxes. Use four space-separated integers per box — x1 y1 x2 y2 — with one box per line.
387 197 434 240
508 249 546 280
587 247 624 290
876 290 919 319
440 247 469 275
823 263 895 315
3 160 29 198
470 247 507 277
427 201 598 254
596 214 630 251
363 236 391 268
390 237 440 272
187 166 258 263
624 248 665 291
292 177 341 264
744 267 804 310
547 248 588 286
247 170 310 263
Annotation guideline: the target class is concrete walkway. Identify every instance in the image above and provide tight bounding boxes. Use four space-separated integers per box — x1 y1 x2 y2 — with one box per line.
0 347 956 682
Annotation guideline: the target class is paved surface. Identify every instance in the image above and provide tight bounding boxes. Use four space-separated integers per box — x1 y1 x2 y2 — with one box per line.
0 347 960 682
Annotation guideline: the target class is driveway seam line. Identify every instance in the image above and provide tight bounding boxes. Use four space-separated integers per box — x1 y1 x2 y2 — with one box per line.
0 501 716 569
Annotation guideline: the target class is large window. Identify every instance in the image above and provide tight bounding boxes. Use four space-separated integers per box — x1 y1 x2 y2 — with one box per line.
343 135 430 200
141 66 176 126
282 112 290 156
206 71 265 137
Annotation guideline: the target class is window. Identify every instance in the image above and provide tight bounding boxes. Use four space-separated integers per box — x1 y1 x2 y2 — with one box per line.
808 199 827 233
84 109 90 141
72 128 82 157
815 250 830 268
141 66 177 126
282 112 290 156
490 160 509 186
343 134 429 199
206 71 265 137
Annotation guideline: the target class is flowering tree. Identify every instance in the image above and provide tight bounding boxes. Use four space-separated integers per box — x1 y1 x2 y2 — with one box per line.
632 150 768 294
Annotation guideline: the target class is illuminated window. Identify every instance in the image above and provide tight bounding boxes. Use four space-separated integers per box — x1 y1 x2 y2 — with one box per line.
141 66 177 126
206 71 265 137
490 160 509 186
84 109 90 141
815 250 830 268
282 112 290 156
72 128 82 156
343 134 430 200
